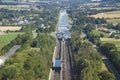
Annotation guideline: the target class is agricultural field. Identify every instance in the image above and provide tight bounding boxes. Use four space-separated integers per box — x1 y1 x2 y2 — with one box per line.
101 38 120 51
91 11 120 25
0 26 22 31
0 32 23 50
90 7 114 10
107 18 120 25
2 7 29 10
92 30 109 37
114 33 120 36
91 11 120 18
0 5 29 10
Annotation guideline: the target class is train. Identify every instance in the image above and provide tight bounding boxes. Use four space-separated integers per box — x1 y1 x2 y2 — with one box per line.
52 58 61 71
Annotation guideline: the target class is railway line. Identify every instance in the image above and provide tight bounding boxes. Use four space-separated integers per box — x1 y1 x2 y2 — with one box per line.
50 10 72 80
53 40 61 80
52 39 73 80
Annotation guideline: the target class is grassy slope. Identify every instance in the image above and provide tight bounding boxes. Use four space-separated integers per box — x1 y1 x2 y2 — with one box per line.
0 32 23 50
92 30 109 37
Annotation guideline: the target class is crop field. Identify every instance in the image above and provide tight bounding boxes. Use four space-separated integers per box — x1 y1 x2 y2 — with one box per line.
91 11 120 18
114 33 120 36
101 38 120 51
91 11 120 25
2 7 29 10
0 5 29 10
93 30 109 37
107 18 120 25
90 7 114 10
0 26 22 31
0 32 23 50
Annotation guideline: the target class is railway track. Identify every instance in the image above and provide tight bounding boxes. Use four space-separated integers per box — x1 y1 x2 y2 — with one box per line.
53 39 73 80
54 71 60 80
53 40 62 80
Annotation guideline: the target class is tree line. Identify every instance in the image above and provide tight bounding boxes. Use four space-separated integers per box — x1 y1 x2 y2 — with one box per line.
69 9 115 80
99 43 120 74
0 7 58 80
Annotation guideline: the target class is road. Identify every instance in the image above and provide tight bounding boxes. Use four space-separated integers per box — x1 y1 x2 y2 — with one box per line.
91 42 120 80
81 31 120 80
0 45 21 67
103 59 120 80
84 32 120 80
4 45 21 59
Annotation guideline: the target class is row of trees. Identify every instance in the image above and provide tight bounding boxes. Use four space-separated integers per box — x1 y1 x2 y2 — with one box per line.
104 23 120 31
99 43 120 74
0 33 56 80
0 33 32 55
71 27 115 80
68 9 107 26
69 9 115 80
0 5 58 79
84 23 101 45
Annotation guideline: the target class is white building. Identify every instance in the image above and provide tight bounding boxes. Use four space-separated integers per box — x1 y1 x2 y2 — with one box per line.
91 0 102 2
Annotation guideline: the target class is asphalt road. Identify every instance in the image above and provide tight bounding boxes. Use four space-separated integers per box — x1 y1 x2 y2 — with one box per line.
4 45 21 59
87 38 120 80
0 45 21 67
104 59 120 80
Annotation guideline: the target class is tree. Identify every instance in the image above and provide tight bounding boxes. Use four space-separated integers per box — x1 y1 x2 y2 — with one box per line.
115 23 120 30
1 65 18 80
115 35 119 39
110 34 115 38
99 43 117 55
100 34 105 37
100 71 115 80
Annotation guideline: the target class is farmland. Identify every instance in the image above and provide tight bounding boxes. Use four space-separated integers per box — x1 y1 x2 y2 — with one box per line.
107 18 120 25
101 38 120 51
0 32 23 50
0 26 22 31
92 30 109 37
91 11 120 25
0 5 29 10
91 11 120 18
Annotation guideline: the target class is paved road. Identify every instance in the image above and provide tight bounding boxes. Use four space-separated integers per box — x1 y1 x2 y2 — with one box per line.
82 31 120 80
104 59 120 80
4 45 21 59
86 37 120 80
0 45 21 67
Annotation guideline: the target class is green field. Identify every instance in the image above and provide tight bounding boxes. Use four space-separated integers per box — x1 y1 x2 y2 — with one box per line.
0 32 23 50
114 33 120 36
93 30 109 37
2 7 29 11
90 7 113 10
105 11 120 14
91 10 120 25
101 38 120 51
107 18 120 25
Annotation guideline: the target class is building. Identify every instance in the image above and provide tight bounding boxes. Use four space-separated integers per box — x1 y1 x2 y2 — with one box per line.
91 0 102 2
